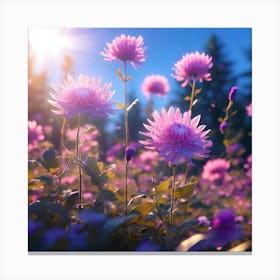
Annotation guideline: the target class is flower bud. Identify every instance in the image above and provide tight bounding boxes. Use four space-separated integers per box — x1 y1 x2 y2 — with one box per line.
219 121 228 134
228 86 238 101
125 146 136 161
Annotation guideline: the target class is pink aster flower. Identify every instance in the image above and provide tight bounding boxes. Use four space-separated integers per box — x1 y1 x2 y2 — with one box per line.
101 34 146 68
201 158 230 182
48 75 115 119
171 51 213 87
140 107 212 165
28 120 45 152
141 74 170 99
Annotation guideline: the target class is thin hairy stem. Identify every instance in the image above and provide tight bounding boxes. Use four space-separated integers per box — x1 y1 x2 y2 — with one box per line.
76 115 82 209
189 80 196 116
170 165 176 226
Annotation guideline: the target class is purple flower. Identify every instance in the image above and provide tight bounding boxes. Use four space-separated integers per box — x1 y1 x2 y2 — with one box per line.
140 107 212 165
201 158 230 182
125 146 136 161
141 74 170 99
28 120 45 152
219 121 228 134
136 239 160 251
246 103 252 117
48 75 115 119
101 34 146 68
228 86 238 101
171 51 213 87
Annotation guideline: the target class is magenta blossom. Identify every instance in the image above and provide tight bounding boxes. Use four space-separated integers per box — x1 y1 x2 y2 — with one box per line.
141 74 170 99
28 120 45 152
201 158 230 182
101 34 146 68
171 51 213 87
48 75 115 119
140 107 212 165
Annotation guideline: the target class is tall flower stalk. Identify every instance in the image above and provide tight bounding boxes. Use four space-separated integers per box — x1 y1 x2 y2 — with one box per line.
140 107 212 225
102 34 146 215
48 74 115 208
172 51 213 184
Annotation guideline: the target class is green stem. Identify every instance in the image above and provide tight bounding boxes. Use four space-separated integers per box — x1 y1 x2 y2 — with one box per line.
76 115 82 209
124 62 129 148
125 161 128 216
124 62 129 215
189 80 196 117
184 163 188 185
60 117 67 156
170 165 176 226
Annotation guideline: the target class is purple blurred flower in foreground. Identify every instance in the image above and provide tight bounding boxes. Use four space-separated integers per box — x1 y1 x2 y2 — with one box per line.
101 34 146 68
141 74 170 99
171 52 213 87
189 208 242 251
140 107 212 165
209 208 242 247
48 75 115 119
125 146 136 161
28 120 45 152
219 121 228 134
246 103 252 117
136 239 160 251
228 86 238 101
201 158 230 182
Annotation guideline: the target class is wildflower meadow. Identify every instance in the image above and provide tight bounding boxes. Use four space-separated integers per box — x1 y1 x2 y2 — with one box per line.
28 28 252 252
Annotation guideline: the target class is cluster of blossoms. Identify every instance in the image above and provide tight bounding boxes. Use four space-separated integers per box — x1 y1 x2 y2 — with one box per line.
201 158 230 183
28 120 45 153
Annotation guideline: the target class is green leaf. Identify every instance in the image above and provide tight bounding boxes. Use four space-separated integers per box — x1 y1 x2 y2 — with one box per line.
127 98 139 112
176 233 205 251
83 126 96 134
42 147 60 173
99 189 116 202
228 241 251 252
195 88 202 95
116 102 125 110
64 191 79 208
83 157 107 189
131 202 155 215
117 68 124 81
184 96 191 101
155 179 170 195
170 181 197 199
127 193 147 209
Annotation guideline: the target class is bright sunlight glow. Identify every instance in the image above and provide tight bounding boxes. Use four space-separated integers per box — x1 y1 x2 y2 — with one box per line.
29 28 72 70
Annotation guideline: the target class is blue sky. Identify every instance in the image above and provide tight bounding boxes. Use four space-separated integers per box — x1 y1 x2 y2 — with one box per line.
30 28 251 118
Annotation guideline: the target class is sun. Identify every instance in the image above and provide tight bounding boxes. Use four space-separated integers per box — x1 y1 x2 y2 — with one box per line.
29 28 72 69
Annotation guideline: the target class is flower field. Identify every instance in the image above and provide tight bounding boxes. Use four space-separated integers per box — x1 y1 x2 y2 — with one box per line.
28 28 252 252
